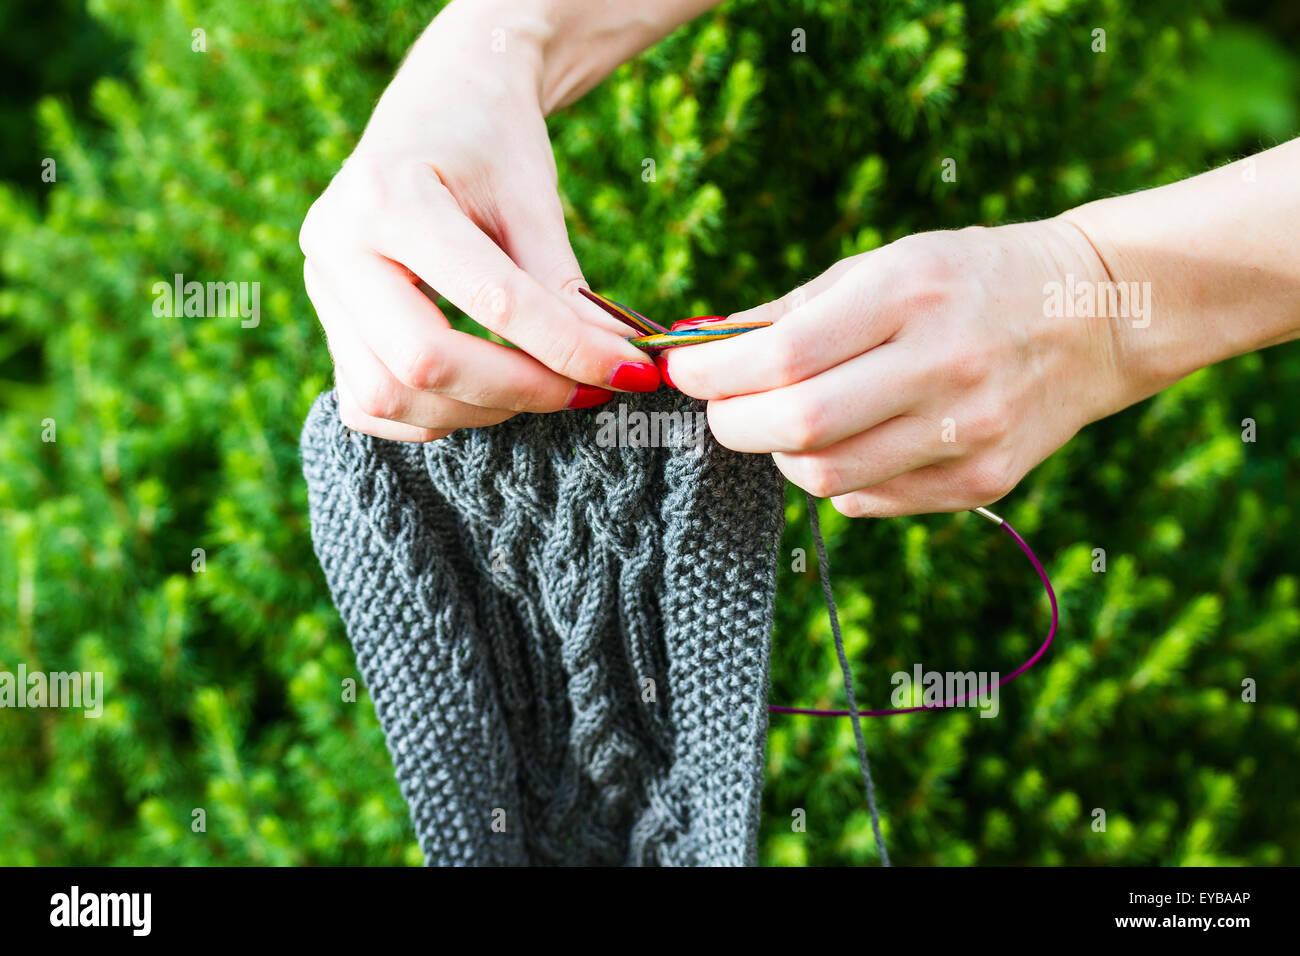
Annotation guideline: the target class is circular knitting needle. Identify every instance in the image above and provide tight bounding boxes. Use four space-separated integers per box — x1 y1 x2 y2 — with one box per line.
578 289 771 351
769 505 1058 717
627 321 773 351
578 287 670 335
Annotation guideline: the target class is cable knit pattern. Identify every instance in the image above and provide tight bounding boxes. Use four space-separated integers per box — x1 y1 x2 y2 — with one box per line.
300 389 784 865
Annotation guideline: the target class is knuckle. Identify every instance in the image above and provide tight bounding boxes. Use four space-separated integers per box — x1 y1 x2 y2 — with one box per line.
831 494 870 519
468 273 518 332
886 251 959 313
943 344 993 390
773 398 828 451
555 274 588 301
355 377 404 422
762 345 807 389
395 347 448 392
339 154 442 219
781 283 812 313
760 283 816 323
299 199 328 259
893 278 952 318
341 153 392 211
705 403 744 453
890 233 950 280
800 461 842 499
396 160 448 211
959 455 1018 504
966 393 1012 443
338 401 368 432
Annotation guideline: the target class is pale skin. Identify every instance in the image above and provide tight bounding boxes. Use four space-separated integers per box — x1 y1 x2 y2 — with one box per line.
301 0 1300 516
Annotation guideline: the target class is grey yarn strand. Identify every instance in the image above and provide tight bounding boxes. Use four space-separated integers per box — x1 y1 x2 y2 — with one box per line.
805 492 890 866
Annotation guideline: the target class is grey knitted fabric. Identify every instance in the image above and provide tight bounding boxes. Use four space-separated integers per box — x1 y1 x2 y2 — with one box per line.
300 388 785 865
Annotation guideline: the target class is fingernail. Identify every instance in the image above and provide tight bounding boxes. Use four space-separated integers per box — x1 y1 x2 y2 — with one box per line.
655 355 677 390
670 315 727 332
566 384 614 409
609 361 660 392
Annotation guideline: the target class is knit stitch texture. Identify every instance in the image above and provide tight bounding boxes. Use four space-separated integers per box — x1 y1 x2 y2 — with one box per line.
300 389 785 865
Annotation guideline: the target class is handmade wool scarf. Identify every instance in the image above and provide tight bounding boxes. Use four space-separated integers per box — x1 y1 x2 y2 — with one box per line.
301 388 789 865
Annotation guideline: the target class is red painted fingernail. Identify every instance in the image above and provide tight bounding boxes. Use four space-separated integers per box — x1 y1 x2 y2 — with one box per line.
566 384 614 409
655 355 677 390
609 361 660 392
669 315 728 331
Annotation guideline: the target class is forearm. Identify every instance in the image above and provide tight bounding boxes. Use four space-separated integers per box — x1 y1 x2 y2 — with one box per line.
411 0 724 115
1062 138 1300 416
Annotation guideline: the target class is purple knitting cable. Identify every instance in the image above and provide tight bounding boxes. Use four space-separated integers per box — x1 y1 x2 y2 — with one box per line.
768 507 1058 717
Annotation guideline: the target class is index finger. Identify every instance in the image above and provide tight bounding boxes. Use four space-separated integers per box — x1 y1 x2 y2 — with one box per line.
661 260 897 400
371 168 659 392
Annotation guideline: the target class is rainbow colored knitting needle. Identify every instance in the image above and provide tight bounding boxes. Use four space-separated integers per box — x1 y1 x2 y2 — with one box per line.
579 288 669 335
626 321 772 351
579 288 770 352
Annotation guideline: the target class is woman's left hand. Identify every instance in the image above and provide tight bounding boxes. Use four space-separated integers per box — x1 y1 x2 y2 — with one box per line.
658 219 1130 517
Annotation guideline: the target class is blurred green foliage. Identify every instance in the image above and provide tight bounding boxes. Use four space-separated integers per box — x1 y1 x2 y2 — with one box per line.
0 0 128 188
1 0 1296 865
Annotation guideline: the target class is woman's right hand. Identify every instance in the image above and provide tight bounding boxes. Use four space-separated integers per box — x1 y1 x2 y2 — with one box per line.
299 1 663 443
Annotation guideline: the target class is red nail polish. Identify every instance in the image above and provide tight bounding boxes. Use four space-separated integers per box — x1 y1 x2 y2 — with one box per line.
655 355 677 390
566 384 613 409
669 315 727 332
609 362 660 392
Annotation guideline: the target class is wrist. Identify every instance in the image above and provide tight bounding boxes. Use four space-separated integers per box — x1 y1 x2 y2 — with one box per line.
400 0 552 104
1057 204 1180 416
1061 146 1300 417
1017 217 1133 430
462 0 722 115
401 0 719 115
